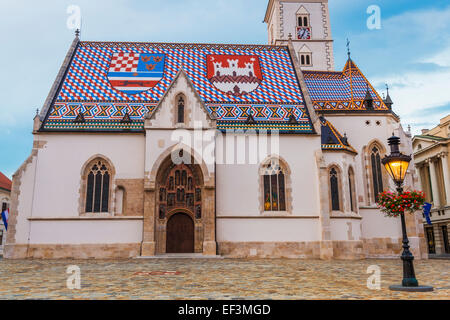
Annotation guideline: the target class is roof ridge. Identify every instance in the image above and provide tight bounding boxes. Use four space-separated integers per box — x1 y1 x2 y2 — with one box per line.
79 40 288 50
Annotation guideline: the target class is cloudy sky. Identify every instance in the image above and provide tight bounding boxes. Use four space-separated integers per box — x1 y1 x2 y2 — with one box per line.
1 0 449 178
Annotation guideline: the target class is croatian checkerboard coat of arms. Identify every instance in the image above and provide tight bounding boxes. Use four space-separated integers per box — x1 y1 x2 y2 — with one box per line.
206 55 263 96
107 53 165 94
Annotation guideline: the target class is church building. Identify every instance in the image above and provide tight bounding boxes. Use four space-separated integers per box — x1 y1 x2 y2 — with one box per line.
4 0 428 259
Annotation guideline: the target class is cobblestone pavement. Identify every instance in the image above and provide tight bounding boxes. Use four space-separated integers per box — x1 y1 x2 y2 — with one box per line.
0 257 448 299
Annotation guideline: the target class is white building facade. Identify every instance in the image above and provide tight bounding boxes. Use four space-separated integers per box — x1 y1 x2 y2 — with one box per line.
4 0 428 259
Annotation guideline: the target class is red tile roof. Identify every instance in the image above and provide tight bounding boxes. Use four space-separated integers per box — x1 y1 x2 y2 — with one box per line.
0 172 12 192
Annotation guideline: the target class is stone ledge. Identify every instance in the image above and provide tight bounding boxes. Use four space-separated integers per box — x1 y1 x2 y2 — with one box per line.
28 216 144 221
216 216 320 219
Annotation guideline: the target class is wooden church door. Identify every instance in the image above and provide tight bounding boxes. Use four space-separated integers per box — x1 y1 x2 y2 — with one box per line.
166 213 194 253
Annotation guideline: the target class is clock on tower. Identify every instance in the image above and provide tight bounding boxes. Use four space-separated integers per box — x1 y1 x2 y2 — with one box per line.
297 27 311 40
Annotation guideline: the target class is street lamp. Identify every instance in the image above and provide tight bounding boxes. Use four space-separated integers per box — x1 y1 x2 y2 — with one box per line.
382 135 433 292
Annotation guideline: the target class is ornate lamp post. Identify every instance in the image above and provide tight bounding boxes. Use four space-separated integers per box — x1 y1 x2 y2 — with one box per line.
382 135 433 292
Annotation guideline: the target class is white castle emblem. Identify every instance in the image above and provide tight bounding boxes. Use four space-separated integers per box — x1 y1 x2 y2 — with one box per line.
208 56 262 96
212 59 256 77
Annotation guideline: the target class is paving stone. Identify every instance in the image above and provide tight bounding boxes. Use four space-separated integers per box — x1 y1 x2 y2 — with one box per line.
0 258 448 299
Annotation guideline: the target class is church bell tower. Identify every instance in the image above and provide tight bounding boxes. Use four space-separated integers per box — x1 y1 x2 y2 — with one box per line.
264 0 335 71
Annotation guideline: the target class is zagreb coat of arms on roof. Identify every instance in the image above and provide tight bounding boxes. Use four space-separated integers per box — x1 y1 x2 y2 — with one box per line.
206 55 263 97
107 53 165 95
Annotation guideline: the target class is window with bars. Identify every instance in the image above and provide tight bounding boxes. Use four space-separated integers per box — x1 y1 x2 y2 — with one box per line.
263 160 286 211
370 146 384 202
330 168 340 211
85 160 111 213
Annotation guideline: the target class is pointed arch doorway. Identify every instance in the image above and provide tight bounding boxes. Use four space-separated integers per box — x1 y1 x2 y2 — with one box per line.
166 212 194 253
141 146 217 256
155 153 205 254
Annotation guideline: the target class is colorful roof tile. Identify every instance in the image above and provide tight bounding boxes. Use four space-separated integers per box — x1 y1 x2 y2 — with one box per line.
0 171 12 192
320 116 357 153
303 59 389 112
41 40 314 133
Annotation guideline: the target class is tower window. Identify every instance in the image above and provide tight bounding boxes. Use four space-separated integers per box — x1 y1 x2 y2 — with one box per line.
299 53 312 66
297 15 309 27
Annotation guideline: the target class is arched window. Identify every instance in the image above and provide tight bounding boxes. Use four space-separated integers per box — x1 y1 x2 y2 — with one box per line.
85 160 111 213
348 167 356 212
177 95 185 123
370 146 384 202
330 167 340 211
262 160 286 211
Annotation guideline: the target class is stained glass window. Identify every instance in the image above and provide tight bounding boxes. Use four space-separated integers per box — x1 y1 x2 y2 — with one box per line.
263 160 287 212
330 168 340 211
177 96 185 123
85 160 111 213
371 147 384 202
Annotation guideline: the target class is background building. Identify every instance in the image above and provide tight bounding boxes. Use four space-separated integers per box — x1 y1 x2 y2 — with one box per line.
0 171 12 255
413 115 450 256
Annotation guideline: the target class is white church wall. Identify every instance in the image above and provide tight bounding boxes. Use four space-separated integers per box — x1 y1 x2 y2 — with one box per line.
144 129 215 179
14 154 37 244
216 134 322 242
28 134 145 219
329 219 362 241
325 115 410 241
28 220 142 244
216 134 321 217
324 115 402 205
217 218 319 242
360 208 402 239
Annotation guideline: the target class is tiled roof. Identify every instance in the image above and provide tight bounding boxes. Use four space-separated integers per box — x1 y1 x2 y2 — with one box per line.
303 59 390 112
41 40 314 133
0 172 12 192
320 116 357 154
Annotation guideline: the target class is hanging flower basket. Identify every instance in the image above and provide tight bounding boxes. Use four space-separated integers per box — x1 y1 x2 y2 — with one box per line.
376 190 426 217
